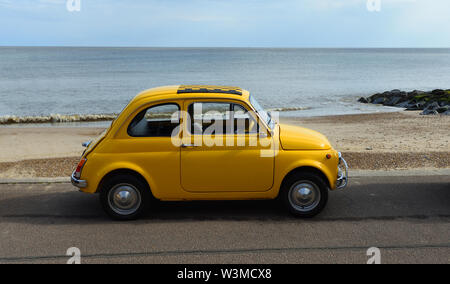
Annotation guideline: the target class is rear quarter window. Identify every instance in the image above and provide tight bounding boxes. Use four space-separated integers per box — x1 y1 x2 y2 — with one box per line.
127 103 180 137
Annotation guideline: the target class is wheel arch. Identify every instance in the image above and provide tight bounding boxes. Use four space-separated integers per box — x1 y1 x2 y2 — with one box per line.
279 165 331 196
96 167 156 199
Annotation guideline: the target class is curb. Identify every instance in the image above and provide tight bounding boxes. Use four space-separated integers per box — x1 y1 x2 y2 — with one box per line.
0 177 69 184
349 168 450 177
0 169 449 185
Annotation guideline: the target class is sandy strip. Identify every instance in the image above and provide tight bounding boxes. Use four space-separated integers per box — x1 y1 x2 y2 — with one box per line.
0 112 449 178
1 152 449 179
281 111 450 153
0 127 105 163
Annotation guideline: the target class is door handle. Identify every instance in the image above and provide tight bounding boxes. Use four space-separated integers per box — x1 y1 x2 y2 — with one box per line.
181 144 200 148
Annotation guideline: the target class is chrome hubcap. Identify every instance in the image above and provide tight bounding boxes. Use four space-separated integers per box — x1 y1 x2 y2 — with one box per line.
288 181 321 212
108 184 141 216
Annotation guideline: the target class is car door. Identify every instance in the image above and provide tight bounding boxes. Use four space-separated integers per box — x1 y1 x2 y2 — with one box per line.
180 99 274 193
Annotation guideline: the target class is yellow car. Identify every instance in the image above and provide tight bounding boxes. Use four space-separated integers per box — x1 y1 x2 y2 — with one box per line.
71 85 348 220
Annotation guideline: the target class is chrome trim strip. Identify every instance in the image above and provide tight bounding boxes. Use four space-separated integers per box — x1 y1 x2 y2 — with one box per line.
71 172 87 188
336 152 348 190
82 140 92 148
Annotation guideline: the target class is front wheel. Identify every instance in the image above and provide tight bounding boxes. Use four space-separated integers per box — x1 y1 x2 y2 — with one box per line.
99 174 149 220
281 172 328 218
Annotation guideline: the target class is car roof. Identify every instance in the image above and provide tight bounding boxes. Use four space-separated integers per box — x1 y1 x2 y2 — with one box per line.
109 86 261 137
132 85 250 103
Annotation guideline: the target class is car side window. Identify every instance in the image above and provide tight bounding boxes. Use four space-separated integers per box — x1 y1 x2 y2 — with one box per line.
128 103 180 137
187 102 258 135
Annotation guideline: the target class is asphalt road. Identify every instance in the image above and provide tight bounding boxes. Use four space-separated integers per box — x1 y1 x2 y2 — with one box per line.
0 175 449 264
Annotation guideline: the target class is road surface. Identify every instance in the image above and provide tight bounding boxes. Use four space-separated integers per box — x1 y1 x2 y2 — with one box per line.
0 175 449 264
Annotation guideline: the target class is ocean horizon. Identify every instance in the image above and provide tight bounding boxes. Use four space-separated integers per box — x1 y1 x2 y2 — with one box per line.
1 47 450 123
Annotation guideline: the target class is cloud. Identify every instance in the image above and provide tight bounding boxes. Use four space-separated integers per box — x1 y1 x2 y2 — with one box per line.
0 0 449 47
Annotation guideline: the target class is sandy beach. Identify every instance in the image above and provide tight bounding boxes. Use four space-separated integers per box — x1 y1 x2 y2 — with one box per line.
0 111 449 179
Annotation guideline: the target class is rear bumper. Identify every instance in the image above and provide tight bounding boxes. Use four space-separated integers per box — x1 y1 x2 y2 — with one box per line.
336 152 348 190
71 171 87 188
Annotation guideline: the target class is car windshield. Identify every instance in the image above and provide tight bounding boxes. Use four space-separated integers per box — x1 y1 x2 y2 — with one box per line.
249 95 274 130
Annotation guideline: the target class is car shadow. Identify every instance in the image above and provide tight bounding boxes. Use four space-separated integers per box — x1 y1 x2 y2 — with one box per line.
0 179 449 225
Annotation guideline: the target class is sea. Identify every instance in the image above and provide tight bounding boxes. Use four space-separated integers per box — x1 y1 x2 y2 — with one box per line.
1 47 450 125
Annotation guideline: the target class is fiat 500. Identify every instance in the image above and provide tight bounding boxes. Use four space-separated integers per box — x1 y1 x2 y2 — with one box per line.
71 85 348 220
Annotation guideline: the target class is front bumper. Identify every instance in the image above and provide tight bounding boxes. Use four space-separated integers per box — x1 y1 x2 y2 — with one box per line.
71 171 87 188
336 152 348 189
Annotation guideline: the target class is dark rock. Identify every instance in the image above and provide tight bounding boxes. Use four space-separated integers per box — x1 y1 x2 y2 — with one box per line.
367 93 383 103
395 101 410 108
397 94 413 104
421 109 438 115
406 101 427 110
424 102 440 111
361 88 449 115
436 106 449 114
410 90 425 95
358 97 368 103
443 110 450 116
410 101 427 110
405 104 421 111
404 91 421 101
384 96 403 106
428 110 439 115
431 89 446 96
371 97 385 104
418 101 427 108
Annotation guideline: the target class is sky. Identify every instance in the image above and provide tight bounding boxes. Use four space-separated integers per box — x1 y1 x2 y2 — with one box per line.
0 0 449 47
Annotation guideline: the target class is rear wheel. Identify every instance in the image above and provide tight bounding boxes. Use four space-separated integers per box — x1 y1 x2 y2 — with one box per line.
281 172 328 218
100 174 149 220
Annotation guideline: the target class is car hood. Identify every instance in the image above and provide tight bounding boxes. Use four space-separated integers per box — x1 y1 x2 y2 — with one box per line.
278 123 332 150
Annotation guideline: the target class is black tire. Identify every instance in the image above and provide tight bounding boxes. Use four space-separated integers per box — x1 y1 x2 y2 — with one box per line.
99 174 150 221
281 171 328 218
